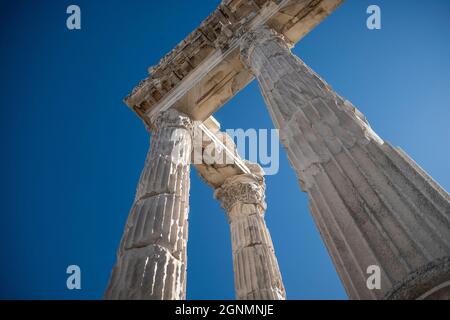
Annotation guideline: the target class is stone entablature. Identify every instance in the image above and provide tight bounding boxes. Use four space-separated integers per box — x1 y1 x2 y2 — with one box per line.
124 0 344 127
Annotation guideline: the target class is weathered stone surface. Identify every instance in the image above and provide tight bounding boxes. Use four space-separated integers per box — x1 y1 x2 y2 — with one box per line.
105 109 194 300
385 256 450 300
215 163 286 300
241 24 450 299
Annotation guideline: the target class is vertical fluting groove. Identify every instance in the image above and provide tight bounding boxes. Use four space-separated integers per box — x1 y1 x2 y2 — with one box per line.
310 175 380 299
358 144 449 257
349 145 436 263
325 151 410 282
394 147 450 203
215 170 286 300
377 144 450 226
105 109 193 300
332 142 415 272
309 199 362 299
242 25 450 299
339 145 429 268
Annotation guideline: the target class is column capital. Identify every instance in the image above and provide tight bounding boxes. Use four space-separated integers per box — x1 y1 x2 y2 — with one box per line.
240 24 293 69
150 108 194 131
214 162 266 215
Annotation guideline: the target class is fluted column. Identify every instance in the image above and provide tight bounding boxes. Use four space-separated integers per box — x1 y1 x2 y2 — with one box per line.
215 163 286 300
241 25 450 299
105 109 194 300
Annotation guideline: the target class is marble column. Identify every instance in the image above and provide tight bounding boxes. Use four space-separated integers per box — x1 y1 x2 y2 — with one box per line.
105 109 194 300
240 25 450 299
215 163 286 300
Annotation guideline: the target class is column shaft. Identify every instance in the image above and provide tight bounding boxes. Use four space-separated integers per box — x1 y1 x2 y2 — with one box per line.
216 169 286 300
242 25 450 299
105 109 193 300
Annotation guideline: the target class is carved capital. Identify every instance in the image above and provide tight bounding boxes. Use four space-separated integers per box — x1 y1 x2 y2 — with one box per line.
150 108 194 131
215 168 266 214
240 24 293 69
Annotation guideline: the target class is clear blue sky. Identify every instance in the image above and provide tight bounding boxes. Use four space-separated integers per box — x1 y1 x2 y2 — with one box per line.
0 0 449 300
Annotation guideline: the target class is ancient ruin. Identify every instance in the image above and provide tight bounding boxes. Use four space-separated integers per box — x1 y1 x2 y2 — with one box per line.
105 0 450 300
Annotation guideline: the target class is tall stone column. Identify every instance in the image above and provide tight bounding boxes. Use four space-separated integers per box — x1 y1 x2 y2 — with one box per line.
215 163 286 300
105 109 194 300
240 25 450 299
